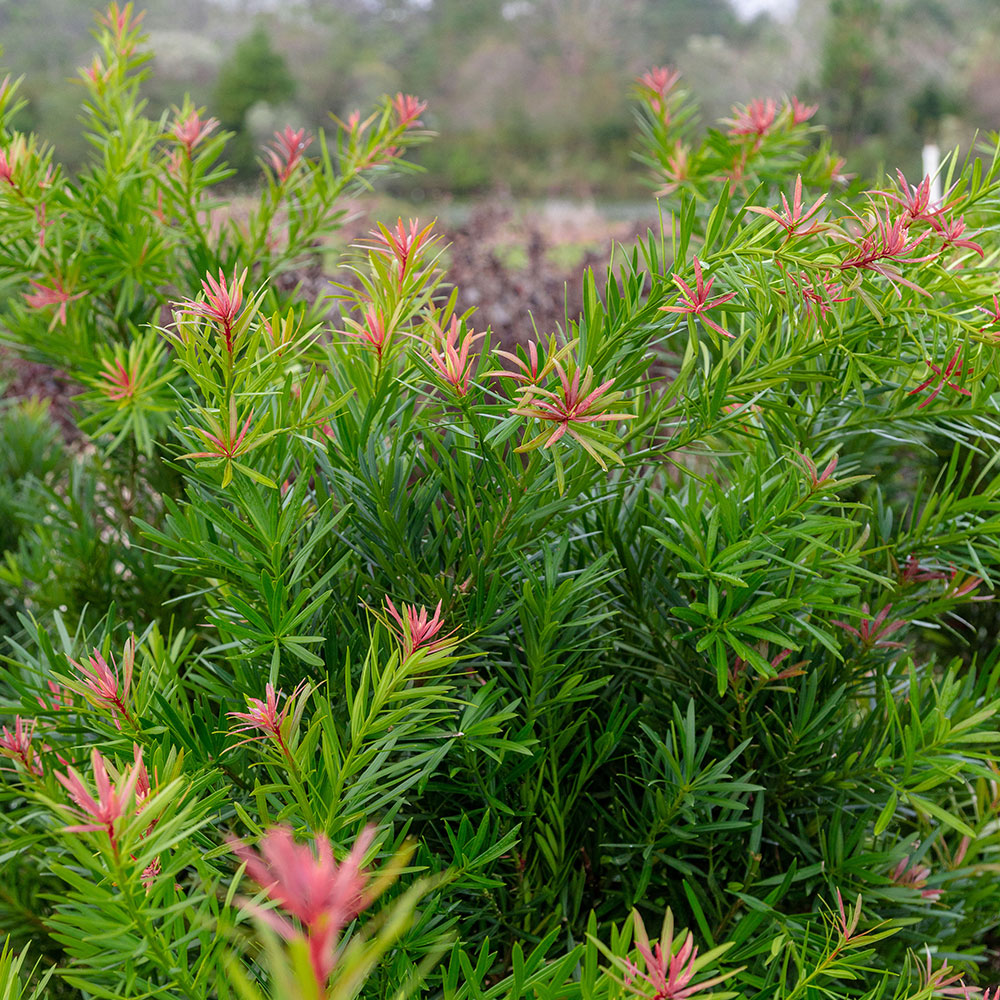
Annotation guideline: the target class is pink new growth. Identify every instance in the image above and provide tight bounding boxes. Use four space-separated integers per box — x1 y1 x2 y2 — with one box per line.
343 306 392 361
746 175 828 241
230 825 376 989
908 349 972 410
943 569 992 602
637 66 681 116
35 203 53 249
510 363 635 450
227 682 305 762
624 910 732 1000
661 257 738 339
725 98 777 141
70 637 136 729
37 679 74 712
99 2 143 46
267 126 313 182
900 556 948 584
919 949 978 999
785 96 817 125
878 169 946 225
189 410 254 461
385 598 458 660
931 215 984 257
427 317 485 396
0 716 43 776
132 743 152 807
656 142 692 195
891 855 941 901
494 339 548 385
369 218 435 285
100 359 136 401
81 56 112 90
779 267 850 322
180 268 247 353
25 276 87 328
0 148 16 187
832 603 907 649
171 111 219 158
55 746 144 853
834 889 861 944
392 93 427 128
798 451 838 489
638 66 681 99
977 294 1000 335
838 205 938 295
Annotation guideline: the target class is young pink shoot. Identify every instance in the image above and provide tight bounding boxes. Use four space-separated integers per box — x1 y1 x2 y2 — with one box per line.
724 98 777 142
876 169 947 225
366 217 436 287
170 110 219 158
951 836 972 869
838 204 938 296
746 175 828 241
342 306 393 362
426 316 485 397
943 569 992 602
391 93 427 129
55 746 144 856
178 267 248 353
832 603 907 650
267 126 313 183
69 637 136 729
99 2 143 51
384 598 459 660
798 451 838 490
661 257 738 339
778 266 850 322
227 681 308 765
510 362 636 469
890 855 941 901
977 294 1000 336
229 825 376 991
931 215 984 258
24 275 87 329
623 908 738 1000
636 66 681 118
908 349 973 410
189 413 253 460
637 66 681 100
37 679 74 712
0 148 16 187
494 335 576 386
99 358 137 402
900 556 948 584
729 647 805 702
834 888 862 945
784 95 817 125
919 949 978 999
655 141 693 196
0 716 43 777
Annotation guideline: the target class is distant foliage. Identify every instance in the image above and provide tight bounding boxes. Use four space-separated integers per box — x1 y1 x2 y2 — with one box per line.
214 23 297 177
1 8 1000 1000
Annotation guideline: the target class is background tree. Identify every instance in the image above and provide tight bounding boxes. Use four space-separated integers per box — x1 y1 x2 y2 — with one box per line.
214 21 297 177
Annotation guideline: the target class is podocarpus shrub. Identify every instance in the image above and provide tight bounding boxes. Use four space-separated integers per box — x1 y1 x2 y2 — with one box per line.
1 7 1000 1000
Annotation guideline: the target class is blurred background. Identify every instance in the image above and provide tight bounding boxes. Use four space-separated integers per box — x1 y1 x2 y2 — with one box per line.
3 0 1000 388
3 0 1000 200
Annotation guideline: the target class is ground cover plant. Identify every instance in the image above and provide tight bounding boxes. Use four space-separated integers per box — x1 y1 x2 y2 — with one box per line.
2 6 1000 999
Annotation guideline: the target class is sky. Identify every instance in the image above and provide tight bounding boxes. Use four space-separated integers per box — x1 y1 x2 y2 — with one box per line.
730 0 798 19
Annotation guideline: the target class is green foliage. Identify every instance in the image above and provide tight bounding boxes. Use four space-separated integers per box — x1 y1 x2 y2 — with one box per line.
1 7 1000 1000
